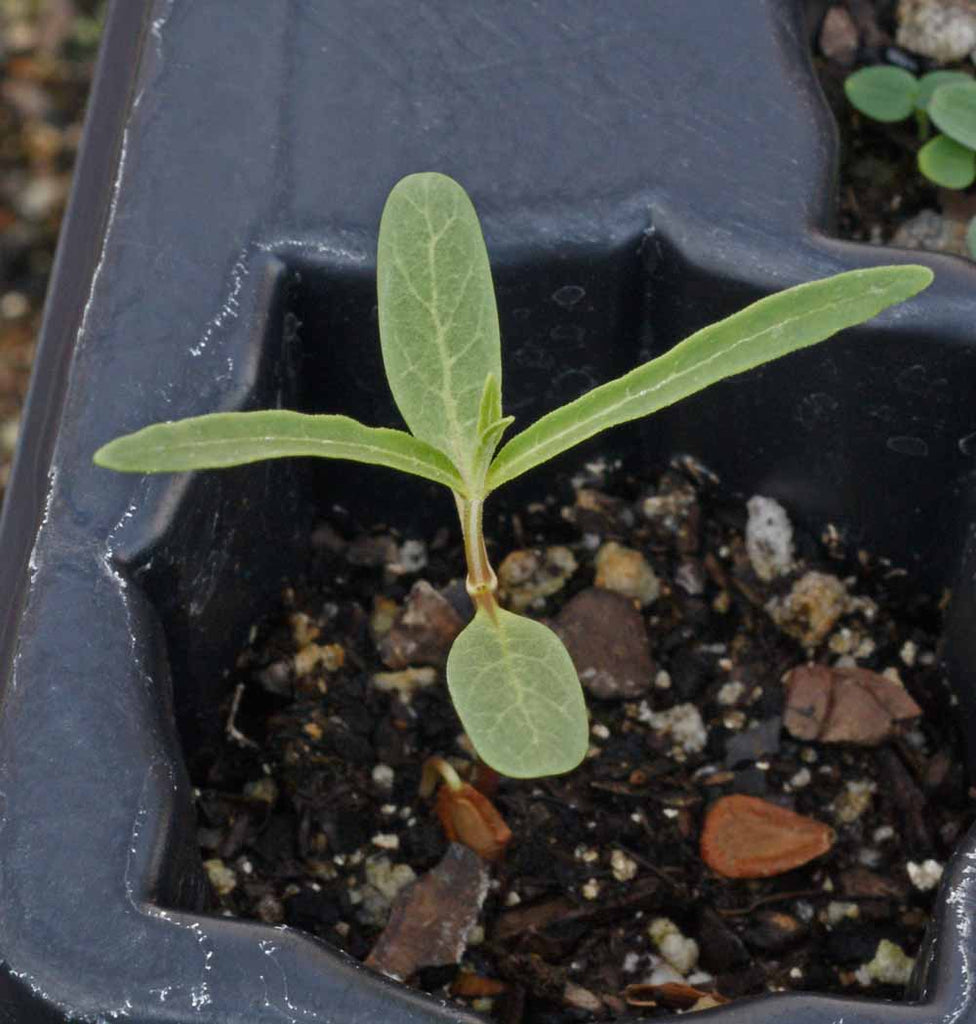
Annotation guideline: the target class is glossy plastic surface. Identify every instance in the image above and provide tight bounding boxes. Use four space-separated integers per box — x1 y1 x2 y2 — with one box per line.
1 1 975 1022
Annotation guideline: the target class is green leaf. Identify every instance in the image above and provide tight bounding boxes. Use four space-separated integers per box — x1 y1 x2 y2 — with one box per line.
929 81 976 151
93 410 465 491
477 373 503 439
488 266 934 490
446 606 588 779
966 216 976 261
917 70 973 111
470 373 514 479
377 172 501 488
918 133 976 189
845 66 918 123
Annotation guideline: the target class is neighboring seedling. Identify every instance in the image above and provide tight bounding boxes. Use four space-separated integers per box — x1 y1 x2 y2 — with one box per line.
94 172 933 778
845 66 976 255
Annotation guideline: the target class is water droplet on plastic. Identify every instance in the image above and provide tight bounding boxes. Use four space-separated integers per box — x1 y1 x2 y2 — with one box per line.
886 436 928 457
552 285 585 309
960 432 976 456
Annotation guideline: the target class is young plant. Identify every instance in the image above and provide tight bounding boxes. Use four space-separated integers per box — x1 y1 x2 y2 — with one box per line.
845 65 976 256
94 172 933 779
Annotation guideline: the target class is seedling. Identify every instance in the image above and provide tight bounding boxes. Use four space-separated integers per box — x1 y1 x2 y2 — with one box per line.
845 66 976 256
94 172 933 778
420 756 512 862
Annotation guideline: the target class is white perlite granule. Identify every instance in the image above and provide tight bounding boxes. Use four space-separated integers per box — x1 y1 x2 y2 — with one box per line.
745 496 794 580
907 859 944 891
639 702 708 753
648 917 699 975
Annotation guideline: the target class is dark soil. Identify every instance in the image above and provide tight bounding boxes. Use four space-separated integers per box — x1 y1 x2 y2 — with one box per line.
193 458 972 1021
0 0 104 504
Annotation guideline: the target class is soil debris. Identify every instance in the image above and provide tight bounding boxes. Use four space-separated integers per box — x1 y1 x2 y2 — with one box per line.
553 587 655 698
379 580 464 669
594 541 660 606
196 456 971 1020
896 0 976 61
498 546 577 612
366 843 489 981
784 664 923 744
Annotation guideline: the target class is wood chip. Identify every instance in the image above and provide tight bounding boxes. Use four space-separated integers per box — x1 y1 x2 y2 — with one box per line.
452 972 508 997
624 982 730 1010
784 664 922 745
366 843 489 980
700 794 835 879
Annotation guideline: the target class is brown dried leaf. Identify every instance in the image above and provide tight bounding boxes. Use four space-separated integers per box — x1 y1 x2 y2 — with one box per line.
700 794 834 879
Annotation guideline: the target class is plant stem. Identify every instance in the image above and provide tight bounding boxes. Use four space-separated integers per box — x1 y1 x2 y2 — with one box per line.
454 494 498 615
420 755 463 797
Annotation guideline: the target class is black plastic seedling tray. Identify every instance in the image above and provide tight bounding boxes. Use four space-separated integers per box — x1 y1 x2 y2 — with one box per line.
2 1 976 1022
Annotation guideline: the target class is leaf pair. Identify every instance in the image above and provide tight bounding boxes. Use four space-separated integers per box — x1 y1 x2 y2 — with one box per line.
845 66 976 190
94 172 934 779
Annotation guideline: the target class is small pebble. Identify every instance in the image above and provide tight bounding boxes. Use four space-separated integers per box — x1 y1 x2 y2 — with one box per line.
0 292 29 319
640 702 708 754
582 878 601 900
745 496 794 580
767 572 848 648
203 858 237 897
907 859 944 891
649 917 699 975
789 767 812 789
834 780 876 824
863 938 915 987
825 901 860 926
371 833 400 851
896 0 976 62
717 681 745 706
595 541 660 606
498 546 578 611
611 849 638 882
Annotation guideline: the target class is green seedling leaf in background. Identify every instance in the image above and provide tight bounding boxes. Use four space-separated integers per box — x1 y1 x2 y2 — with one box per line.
376 172 501 490
917 70 973 112
845 65 919 122
918 133 976 189
447 606 588 778
929 81 976 152
487 265 934 490
94 172 934 779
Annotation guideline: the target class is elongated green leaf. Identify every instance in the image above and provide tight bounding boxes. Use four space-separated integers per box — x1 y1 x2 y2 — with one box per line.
476 373 503 439
918 133 976 189
844 66 918 123
377 172 501 486
93 410 465 491
488 266 933 490
929 81 976 151
447 606 588 778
